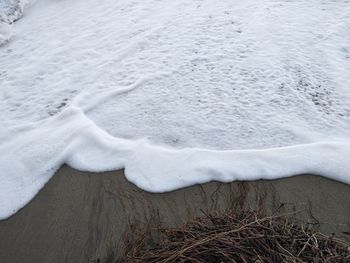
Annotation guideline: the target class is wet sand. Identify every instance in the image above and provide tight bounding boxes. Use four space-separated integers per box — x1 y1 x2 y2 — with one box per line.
0 165 349 263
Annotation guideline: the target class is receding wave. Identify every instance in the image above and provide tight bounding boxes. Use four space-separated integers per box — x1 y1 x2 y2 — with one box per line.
0 0 350 220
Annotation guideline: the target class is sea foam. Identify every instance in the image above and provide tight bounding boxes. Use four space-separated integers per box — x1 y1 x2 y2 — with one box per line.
0 0 35 45
0 0 350 219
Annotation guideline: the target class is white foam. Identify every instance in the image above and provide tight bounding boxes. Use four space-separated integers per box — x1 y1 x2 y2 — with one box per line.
0 22 11 45
1 104 350 220
0 0 35 45
0 0 350 219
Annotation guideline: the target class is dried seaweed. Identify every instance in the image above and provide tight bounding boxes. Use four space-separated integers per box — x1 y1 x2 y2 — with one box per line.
117 209 350 263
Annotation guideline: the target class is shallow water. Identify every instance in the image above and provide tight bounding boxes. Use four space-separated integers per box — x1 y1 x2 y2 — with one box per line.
0 0 350 219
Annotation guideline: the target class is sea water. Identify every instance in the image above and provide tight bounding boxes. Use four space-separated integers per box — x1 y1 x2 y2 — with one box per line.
0 0 349 219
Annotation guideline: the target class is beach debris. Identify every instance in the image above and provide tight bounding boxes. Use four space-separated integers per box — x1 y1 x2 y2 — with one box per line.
118 209 350 263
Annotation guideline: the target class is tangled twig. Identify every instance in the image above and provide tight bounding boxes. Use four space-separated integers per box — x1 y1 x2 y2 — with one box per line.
117 209 350 263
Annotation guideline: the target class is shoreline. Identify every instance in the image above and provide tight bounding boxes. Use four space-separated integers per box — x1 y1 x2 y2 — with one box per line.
0 165 349 263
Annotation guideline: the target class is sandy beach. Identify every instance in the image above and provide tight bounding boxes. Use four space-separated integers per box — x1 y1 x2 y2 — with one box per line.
0 166 349 263
1 0 350 262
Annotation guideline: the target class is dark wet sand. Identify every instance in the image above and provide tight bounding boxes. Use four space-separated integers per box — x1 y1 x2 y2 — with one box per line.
0 165 349 263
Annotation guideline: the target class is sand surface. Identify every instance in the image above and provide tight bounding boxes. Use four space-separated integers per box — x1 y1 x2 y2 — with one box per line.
0 166 349 263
